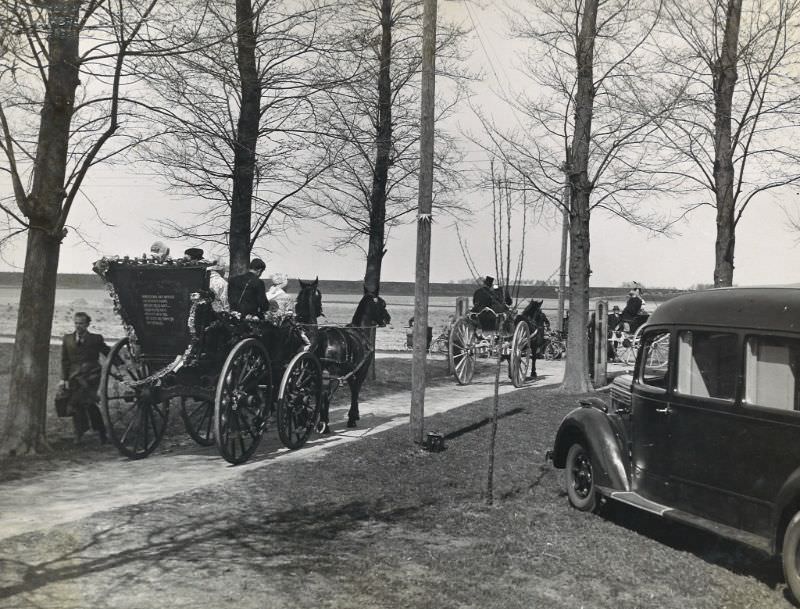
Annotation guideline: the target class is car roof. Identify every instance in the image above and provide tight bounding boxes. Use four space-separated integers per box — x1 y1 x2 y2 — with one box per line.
646 287 800 333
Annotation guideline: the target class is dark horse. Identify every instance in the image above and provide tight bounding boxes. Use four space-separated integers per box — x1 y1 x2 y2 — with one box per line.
295 277 324 324
295 280 391 429
515 299 549 379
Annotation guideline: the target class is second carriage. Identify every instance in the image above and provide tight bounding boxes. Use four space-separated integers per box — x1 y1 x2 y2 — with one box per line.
447 306 537 388
95 257 324 465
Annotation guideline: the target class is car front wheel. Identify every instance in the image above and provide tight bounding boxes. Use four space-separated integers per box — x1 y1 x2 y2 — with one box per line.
566 442 598 512
782 511 800 602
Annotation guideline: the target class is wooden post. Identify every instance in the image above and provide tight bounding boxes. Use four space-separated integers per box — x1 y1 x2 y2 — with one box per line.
456 296 470 318
593 300 608 387
370 325 377 380
410 0 438 446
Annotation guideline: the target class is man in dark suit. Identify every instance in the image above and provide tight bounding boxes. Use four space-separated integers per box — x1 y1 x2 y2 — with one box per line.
472 276 496 311
59 312 110 443
228 258 268 317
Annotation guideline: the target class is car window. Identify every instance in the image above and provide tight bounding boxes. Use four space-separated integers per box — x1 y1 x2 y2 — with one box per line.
744 336 800 411
637 330 670 389
675 331 738 400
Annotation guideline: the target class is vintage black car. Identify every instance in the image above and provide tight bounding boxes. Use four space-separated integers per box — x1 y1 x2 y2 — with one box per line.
549 287 800 599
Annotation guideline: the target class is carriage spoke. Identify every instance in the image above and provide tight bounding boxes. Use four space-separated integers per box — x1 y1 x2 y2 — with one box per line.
277 352 321 450
215 339 270 465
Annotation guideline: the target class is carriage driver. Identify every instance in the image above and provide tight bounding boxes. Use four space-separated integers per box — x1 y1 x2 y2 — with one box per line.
228 258 268 317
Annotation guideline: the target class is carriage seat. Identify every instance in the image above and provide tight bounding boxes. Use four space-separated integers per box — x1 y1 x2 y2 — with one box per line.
470 307 510 333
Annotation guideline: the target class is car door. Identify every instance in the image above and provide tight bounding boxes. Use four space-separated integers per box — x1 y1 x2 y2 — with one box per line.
667 329 741 527
727 333 800 536
631 328 673 503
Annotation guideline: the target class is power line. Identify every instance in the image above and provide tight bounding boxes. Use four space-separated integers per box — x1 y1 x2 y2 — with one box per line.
462 1 530 134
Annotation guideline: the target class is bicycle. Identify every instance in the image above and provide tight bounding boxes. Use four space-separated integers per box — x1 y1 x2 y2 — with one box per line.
542 329 566 360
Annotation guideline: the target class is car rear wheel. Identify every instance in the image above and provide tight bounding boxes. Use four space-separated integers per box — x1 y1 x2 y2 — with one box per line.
565 442 598 512
782 511 800 602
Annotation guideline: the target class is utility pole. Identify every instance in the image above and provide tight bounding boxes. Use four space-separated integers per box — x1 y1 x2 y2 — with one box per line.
410 0 438 445
557 151 571 332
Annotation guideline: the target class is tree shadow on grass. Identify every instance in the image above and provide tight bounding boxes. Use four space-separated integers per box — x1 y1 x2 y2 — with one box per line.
602 500 785 593
443 407 525 442
0 498 430 603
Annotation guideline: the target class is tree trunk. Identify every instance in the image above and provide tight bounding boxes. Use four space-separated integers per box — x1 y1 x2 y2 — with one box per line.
561 0 597 393
2 1 80 455
363 0 393 295
229 0 261 276
4 232 61 454
712 0 742 288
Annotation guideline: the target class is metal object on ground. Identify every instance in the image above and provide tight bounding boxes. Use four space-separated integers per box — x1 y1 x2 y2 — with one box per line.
425 431 445 452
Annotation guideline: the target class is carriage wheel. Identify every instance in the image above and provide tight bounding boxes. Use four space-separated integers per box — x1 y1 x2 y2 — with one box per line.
622 326 646 367
100 337 169 460
179 392 215 447
214 338 273 465
509 321 533 388
449 318 476 385
277 351 322 450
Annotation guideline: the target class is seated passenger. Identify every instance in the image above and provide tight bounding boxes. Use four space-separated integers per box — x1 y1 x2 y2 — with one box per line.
184 247 205 262
149 241 171 262
608 305 622 332
267 272 294 315
621 288 643 320
207 260 229 312
267 272 311 349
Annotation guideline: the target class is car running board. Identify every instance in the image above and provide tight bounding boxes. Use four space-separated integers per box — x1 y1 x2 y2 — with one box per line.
608 491 771 554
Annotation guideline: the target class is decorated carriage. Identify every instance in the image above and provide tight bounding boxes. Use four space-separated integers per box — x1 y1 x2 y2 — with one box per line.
447 304 537 388
94 256 322 465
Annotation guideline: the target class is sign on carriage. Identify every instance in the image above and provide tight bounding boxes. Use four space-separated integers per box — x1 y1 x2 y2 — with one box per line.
106 264 207 359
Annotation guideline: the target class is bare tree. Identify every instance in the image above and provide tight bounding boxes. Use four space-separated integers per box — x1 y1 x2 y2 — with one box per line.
0 0 206 455
136 0 333 274
472 0 679 391
657 0 800 286
457 160 534 505
303 0 469 295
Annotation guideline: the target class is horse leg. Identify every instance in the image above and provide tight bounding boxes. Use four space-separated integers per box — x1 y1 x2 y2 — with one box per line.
346 377 359 428
317 391 331 434
528 342 539 379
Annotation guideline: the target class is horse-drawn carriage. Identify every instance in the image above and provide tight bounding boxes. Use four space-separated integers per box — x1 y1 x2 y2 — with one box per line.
447 299 547 388
94 258 389 465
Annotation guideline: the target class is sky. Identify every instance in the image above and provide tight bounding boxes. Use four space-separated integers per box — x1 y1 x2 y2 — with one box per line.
1 2 799 289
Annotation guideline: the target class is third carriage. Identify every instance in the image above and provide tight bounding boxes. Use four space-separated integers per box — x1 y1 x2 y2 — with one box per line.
447 305 535 388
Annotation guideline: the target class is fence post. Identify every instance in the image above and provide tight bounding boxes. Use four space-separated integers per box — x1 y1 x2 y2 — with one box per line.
370 325 377 381
455 296 470 318
593 300 608 387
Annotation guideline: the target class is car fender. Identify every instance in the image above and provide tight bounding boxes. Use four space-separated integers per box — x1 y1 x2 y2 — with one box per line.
550 405 630 492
